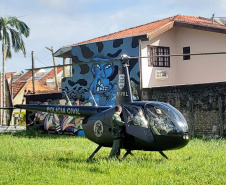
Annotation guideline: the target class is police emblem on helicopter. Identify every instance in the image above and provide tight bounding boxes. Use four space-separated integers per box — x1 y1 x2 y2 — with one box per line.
118 74 125 90
94 120 104 137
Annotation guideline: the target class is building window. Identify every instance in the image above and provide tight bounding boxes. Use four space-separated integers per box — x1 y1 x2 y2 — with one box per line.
147 46 170 67
183 47 190 60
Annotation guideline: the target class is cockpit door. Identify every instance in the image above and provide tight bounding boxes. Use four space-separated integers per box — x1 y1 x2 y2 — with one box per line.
123 105 154 143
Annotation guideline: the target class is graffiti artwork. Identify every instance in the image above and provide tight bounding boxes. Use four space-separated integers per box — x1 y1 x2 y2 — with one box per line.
26 93 84 135
88 58 117 106
62 35 147 106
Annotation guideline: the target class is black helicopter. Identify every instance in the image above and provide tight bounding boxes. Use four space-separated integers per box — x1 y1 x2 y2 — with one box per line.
11 53 190 160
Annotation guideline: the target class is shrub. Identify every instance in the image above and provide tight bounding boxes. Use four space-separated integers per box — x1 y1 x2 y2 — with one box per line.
13 111 26 126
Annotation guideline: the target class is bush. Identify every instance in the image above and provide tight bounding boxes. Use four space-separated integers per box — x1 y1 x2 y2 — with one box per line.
13 111 26 126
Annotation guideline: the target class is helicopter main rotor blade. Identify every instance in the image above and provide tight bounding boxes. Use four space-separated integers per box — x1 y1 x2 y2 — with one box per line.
26 51 226 70
130 51 226 59
26 58 120 70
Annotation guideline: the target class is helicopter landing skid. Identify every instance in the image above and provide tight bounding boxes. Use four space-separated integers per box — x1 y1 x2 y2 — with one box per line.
87 145 102 161
122 150 134 160
159 151 168 159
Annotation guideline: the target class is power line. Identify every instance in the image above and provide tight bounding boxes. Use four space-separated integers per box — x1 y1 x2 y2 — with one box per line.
34 56 47 66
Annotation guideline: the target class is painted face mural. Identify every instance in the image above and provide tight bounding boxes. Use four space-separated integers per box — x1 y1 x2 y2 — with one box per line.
89 58 117 106
90 59 114 93
61 35 147 106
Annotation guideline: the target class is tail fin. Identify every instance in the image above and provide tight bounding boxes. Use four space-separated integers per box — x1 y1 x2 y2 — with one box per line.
115 55 133 105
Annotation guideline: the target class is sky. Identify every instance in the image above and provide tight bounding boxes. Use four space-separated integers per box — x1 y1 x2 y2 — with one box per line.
0 0 226 73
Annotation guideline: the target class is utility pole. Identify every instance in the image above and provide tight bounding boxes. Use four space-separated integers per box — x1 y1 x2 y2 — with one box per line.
31 51 35 94
63 58 66 77
46 46 59 90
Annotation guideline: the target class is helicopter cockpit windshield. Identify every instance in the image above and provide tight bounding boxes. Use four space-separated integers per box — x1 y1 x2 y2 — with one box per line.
123 102 188 140
145 102 188 136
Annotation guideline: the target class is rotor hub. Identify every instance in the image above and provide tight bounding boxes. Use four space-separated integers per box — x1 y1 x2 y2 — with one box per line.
120 54 130 65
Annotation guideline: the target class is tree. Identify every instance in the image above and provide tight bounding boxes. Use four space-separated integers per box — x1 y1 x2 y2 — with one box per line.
0 16 30 124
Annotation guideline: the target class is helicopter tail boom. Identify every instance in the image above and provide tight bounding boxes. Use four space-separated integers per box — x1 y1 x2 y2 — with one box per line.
14 104 111 118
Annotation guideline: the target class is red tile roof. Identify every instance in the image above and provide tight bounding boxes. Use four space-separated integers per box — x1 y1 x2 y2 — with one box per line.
39 67 63 85
68 15 226 46
11 70 40 98
6 69 63 100
25 81 58 94
5 72 16 80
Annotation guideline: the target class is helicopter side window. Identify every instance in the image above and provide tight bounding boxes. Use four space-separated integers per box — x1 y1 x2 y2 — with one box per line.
145 105 175 135
124 106 148 128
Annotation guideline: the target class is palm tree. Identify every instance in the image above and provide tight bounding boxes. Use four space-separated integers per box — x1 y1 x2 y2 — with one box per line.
0 16 30 125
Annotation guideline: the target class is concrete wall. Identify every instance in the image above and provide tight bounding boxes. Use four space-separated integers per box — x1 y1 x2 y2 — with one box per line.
141 27 226 88
142 82 226 138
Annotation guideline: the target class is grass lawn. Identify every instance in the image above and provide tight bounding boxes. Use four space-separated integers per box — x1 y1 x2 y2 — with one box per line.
0 130 225 185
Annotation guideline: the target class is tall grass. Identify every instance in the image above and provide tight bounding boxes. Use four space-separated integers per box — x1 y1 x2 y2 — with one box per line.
0 130 225 185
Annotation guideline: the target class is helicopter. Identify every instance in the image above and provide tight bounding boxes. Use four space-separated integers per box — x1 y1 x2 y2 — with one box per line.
8 53 194 160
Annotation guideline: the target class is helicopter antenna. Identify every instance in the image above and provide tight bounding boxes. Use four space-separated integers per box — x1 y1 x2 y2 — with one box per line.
63 91 72 106
90 91 98 106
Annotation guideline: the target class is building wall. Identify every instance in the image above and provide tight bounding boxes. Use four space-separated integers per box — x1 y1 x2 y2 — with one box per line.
142 82 226 138
141 27 226 88
62 35 147 106
13 86 25 105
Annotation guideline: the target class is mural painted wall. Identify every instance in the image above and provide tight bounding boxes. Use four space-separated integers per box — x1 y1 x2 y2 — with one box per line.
62 35 147 106
26 93 84 135
26 35 146 134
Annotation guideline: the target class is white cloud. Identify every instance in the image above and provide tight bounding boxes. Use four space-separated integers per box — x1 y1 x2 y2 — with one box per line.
37 0 66 8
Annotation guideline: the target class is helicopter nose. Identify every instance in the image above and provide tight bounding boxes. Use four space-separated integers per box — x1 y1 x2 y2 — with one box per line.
183 132 189 140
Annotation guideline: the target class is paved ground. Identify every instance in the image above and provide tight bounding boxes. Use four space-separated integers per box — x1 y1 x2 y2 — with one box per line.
0 126 26 133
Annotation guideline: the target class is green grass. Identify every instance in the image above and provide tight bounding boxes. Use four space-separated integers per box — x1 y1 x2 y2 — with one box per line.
0 130 225 185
